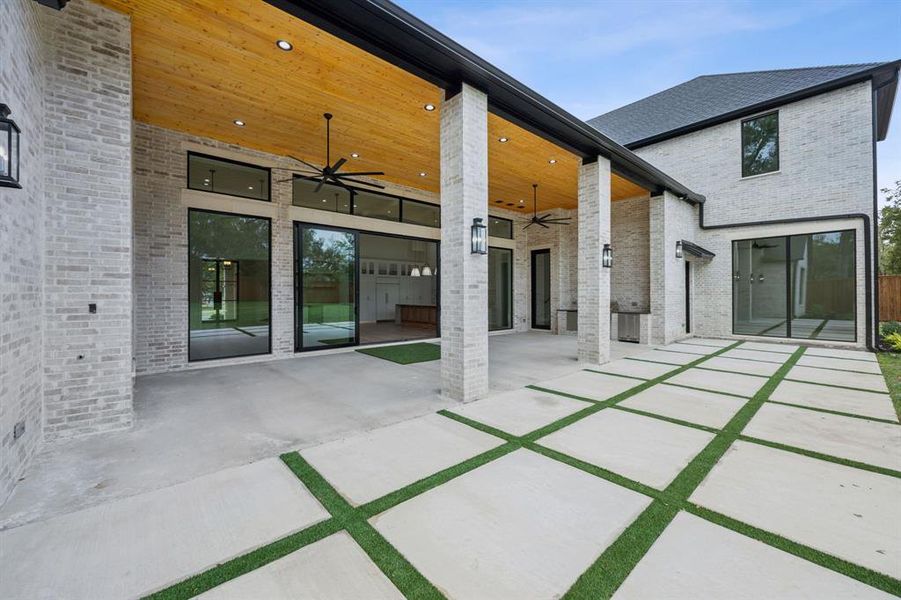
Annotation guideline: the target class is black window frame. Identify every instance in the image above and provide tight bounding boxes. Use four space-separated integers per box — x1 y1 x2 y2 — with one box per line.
488 245 514 331
740 111 780 178
488 215 514 240
292 175 441 228
187 151 272 202
187 207 273 362
730 228 857 341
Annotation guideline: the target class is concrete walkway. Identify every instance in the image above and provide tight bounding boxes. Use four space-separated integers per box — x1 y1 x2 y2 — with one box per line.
2 338 898 599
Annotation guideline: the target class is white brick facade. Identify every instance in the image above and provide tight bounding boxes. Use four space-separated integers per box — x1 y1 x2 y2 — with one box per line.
577 158 612 364
649 191 697 344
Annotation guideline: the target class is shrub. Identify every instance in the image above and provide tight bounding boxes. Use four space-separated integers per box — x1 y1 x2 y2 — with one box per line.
881 321 901 337
884 332 901 352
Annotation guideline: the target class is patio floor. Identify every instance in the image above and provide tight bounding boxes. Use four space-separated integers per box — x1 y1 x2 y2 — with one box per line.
2 337 899 599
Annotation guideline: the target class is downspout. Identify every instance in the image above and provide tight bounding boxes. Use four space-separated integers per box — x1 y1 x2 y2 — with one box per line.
698 205 875 351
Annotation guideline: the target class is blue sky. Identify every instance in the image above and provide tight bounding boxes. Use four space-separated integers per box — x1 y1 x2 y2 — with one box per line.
397 0 901 204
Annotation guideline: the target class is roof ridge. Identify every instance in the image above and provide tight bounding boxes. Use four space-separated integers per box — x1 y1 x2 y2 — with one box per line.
695 62 888 79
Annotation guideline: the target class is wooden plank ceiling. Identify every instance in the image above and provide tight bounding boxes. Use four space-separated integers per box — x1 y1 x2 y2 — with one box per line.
93 0 648 210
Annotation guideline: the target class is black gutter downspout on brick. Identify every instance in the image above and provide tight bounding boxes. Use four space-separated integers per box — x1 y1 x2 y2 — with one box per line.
698 206 875 351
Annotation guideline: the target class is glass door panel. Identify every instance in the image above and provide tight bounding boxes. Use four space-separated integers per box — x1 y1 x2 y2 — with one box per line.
299 226 357 349
532 249 551 330
732 237 787 337
790 231 855 341
489 247 513 330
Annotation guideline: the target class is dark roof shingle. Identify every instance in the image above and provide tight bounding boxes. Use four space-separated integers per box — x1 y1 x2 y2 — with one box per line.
588 63 894 147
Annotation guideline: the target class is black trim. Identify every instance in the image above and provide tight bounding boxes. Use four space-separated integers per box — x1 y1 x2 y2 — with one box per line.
700 208 873 350
264 0 705 205
187 152 272 202
681 240 715 259
187 208 273 362
740 111 779 178
487 215 514 240
530 248 551 330
685 261 691 335
730 229 859 344
623 62 900 150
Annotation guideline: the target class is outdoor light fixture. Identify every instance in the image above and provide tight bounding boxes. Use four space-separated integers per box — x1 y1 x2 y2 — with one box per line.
602 243 613 268
423 103 436 111
471 217 488 255
0 104 21 189
675 240 683 259
233 119 245 127
276 39 293 51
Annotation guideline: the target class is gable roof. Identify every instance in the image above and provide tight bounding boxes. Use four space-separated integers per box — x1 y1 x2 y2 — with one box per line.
588 62 900 149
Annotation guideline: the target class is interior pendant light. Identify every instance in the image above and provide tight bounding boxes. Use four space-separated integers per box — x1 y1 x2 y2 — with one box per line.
422 265 432 276
410 267 421 277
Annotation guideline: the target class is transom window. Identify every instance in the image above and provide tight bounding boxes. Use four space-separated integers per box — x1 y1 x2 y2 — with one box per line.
488 216 513 239
187 152 271 201
741 112 779 178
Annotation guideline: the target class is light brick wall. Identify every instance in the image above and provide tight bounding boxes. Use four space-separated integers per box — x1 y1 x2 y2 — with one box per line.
41 0 135 439
649 192 698 344
577 158 612 364
439 83 489 401
611 196 650 312
637 82 874 346
0 0 47 503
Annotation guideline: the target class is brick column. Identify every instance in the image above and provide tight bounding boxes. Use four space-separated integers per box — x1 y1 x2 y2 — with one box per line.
649 190 695 344
440 82 489 401
577 157 612 365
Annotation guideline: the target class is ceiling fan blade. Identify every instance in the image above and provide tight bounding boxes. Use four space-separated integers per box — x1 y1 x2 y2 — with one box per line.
523 221 536 230
314 178 326 193
538 221 550 228
540 217 572 223
335 171 385 177
288 155 322 172
330 157 347 173
340 178 385 189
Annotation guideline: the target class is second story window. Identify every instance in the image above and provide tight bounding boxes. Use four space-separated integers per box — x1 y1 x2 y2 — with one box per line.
188 153 271 201
741 112 779 178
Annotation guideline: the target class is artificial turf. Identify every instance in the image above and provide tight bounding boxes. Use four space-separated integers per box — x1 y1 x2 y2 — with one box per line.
876 352 901 421
356 342 440 364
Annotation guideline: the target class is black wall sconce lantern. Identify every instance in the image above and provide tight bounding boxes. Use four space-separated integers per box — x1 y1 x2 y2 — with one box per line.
602 243 613 268
675 240 683 259
0 104 21 189
471 217 487 255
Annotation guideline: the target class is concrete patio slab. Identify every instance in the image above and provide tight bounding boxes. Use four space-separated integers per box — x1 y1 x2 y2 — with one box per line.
630 349 700 366
535 370 642 402
199 532 403 600
798 355 883 374
719 348 789 363
769 380 897 422
691 441 901 578
787 365 889 393
301 414 503 506
371 449 650 599
740 341 800 354
680 338 735 348
805 347 878 362
744 403 901 470
614 512 893 600
659 343 717 355
539 409 715 489
699 356 782 377
448 388 589 436
620 384 746 429
595 358 679 380
666 368 767 398
0 459 329 600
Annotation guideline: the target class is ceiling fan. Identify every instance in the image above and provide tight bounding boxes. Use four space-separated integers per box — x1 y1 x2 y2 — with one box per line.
523 183 571 229
278 113 385 192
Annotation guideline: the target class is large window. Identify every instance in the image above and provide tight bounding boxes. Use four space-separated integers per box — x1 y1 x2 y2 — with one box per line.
188 153 271 201
741 112 779 177
292 177 440 228
489 247 513 330
188 210 271 361
732 230 856 342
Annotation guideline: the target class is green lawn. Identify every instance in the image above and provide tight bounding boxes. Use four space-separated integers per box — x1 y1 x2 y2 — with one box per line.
356 342 441 365
877 353 901 421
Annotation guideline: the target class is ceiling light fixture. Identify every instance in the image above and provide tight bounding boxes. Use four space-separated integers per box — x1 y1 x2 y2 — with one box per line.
276 39 293 51
233 119 245 127
419 172 427 177
423 103 436 111
548 159 557 164
498 137 509 143
351 152 360 158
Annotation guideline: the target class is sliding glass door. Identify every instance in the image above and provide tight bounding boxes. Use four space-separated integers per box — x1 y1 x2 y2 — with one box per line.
732 230 856 342
296 225 358 350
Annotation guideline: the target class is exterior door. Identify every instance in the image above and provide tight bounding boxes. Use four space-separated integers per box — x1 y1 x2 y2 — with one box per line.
531 249 551 329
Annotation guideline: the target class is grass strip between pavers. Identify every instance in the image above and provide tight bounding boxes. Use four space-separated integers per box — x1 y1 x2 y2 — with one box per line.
356 342 440 365
876 352 901 421
765 399 901 426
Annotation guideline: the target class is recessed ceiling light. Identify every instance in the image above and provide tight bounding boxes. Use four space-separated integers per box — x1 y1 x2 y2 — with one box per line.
276 39 293 51
419 172 427 177
423 103 436 111
548 159 557 164
506 202 514 206
233 119 245 127
248 186 254 190
498 137 509 143
519 199 524 203
494 200 503 204
351 152 360 158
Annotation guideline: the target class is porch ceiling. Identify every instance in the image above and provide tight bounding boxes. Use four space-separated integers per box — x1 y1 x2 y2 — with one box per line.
92 0 649 211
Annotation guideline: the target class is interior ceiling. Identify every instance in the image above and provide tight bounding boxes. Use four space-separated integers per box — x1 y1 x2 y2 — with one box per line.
92 0 648 211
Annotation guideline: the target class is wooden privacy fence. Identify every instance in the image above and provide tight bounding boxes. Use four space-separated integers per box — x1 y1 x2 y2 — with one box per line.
880 275 901 321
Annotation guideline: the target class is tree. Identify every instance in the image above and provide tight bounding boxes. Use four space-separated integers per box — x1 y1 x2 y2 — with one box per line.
881 180 901 275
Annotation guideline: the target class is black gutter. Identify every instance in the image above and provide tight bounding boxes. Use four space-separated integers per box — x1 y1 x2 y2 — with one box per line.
264 0 705 205
621 61 900 151
699 207 875 351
